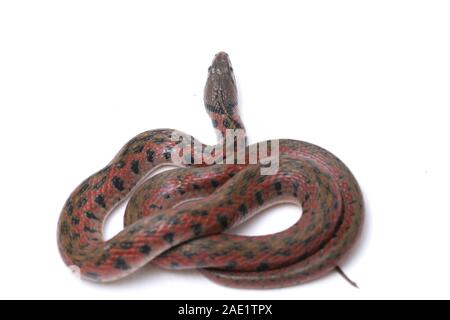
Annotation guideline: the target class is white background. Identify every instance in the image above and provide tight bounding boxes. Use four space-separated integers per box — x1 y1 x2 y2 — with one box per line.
1 1 449 300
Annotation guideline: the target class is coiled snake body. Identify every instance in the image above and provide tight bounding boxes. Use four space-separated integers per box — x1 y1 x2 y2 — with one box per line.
57 52 363 288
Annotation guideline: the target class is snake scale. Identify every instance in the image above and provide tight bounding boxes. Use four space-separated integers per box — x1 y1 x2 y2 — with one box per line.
57 52 364 288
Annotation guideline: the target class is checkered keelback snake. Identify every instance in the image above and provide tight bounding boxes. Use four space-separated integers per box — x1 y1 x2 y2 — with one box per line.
57 52 363 288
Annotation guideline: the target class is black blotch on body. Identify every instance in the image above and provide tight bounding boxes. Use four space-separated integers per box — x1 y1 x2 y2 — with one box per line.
255 191 264 205
211 180 220 188
163 147 172 160
94 195 106 208
112 176 124 191
71 217 80 225
114 257 130 270
146 149 155 162
292 182 299 197
130 160 140 174
192 184 201 190
60 221 70 236
84 226 97 233
139 244 152 255
85 211 99 221
66 201 74 215
115 160 126 169
77 197 87 208
274 182 282 195
256 262 269 271
163 232 174 244
278 250 291 256
71 232 80 240
190 223 203 236
217 214 228 229
238 204 248 216
224 260 237 270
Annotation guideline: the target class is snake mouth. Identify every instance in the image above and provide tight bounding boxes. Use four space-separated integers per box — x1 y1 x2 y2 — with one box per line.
209 51 234 75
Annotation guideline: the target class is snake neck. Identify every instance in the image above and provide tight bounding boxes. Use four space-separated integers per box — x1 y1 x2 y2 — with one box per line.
204 52 246 148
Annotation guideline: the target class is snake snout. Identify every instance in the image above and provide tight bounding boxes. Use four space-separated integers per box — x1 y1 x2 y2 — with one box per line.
209 51 233 75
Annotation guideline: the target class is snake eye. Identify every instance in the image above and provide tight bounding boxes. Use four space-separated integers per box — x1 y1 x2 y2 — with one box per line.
230 67 234 72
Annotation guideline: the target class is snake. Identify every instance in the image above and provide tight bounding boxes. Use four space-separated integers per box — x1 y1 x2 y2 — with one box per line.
57 52 363 288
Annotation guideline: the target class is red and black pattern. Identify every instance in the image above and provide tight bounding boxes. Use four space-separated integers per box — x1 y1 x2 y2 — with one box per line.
57 52 364 288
